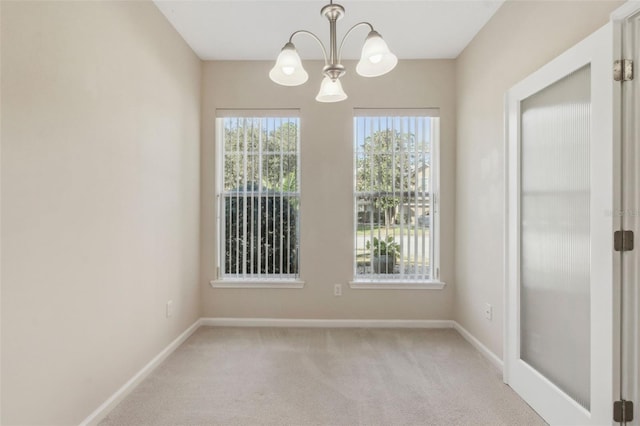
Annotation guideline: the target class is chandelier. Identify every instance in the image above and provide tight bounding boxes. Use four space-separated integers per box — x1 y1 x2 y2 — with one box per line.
269 1 398 103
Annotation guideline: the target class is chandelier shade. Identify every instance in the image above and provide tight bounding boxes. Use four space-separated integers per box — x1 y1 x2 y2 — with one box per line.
315 77 348 103
269 42 309 86
269 1 397 103
356 31 398 77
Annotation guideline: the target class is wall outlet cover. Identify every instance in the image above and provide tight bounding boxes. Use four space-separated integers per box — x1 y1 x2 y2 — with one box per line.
484 303 492 321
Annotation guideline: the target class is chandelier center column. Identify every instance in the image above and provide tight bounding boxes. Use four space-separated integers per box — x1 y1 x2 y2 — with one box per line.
321 3 345 80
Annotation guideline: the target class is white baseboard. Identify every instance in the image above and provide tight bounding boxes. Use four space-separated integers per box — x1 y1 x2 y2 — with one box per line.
200 317 454 329
79 319 202 426
451 321 503 371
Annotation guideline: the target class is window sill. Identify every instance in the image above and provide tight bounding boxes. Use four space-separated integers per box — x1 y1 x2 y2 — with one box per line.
210 279 305 289
348 280 446 290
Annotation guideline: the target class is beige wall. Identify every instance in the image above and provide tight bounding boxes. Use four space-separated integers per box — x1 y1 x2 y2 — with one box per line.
1 1 201 424
454 0 623 358
201 60 456 319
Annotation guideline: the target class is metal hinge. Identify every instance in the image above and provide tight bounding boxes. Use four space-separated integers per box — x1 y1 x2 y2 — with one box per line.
614 59 634 81
614 230 634 252
614 400 634 423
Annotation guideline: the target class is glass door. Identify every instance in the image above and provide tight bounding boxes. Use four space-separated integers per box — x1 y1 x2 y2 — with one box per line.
506 22 618 425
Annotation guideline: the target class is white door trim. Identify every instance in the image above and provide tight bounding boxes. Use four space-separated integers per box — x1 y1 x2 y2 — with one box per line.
617 2 640 425
611 0 640 20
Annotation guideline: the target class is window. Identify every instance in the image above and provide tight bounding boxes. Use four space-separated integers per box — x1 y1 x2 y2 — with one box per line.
215 112 300 284
353 110 440 284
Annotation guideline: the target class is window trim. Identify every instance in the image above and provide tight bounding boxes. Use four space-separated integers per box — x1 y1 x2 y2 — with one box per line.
210 279 305 289
352 110 442 286
214 111 302 286
348 280 445 290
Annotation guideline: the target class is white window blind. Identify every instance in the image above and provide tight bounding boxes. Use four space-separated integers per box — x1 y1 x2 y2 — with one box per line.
216 115 300 280
354 113 439 281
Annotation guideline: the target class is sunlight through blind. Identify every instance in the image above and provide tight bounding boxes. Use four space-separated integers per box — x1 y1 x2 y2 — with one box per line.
354 112 438 281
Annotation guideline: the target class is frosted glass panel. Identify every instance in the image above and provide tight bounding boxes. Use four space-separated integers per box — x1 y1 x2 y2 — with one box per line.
520 65 591 410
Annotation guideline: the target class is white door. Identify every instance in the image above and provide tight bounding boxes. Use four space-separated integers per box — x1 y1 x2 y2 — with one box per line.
505 23 619 425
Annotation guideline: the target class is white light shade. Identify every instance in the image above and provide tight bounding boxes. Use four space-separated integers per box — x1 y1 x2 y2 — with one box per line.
356 31 398 77
269 42 308 86
315 77 348 103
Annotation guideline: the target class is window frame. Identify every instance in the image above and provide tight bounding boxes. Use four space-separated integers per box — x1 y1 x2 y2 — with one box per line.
350 109 444 290
211 110 304 289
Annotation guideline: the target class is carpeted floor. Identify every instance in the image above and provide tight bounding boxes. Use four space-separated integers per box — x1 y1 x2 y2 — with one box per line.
99 327 546 426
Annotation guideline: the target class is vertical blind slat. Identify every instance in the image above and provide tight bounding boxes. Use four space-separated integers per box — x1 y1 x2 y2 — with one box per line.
242 119 248 276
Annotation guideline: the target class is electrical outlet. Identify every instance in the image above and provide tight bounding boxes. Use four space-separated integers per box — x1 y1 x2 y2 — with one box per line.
166 300 174 318
334 284 342 296
484 303 492 321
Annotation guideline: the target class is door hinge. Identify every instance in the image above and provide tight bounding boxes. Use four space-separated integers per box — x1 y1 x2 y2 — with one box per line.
614 400 634 423
614 230 634 252
614 59 634 82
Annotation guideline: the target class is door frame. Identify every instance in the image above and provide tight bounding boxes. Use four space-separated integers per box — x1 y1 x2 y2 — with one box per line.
614 2 640 425
504 21 620 425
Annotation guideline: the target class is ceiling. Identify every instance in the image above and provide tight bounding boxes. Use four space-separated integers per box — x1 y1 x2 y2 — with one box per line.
153 0 505 61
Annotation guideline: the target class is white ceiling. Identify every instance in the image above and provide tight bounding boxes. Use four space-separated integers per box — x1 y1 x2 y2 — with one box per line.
153 0 505 61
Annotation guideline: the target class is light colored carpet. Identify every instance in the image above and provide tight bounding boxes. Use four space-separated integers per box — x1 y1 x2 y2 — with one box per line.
99 327 546 426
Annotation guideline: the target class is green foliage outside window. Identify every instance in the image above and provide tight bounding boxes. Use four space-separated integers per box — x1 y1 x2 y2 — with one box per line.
224 189 298 275
356 129 428 227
